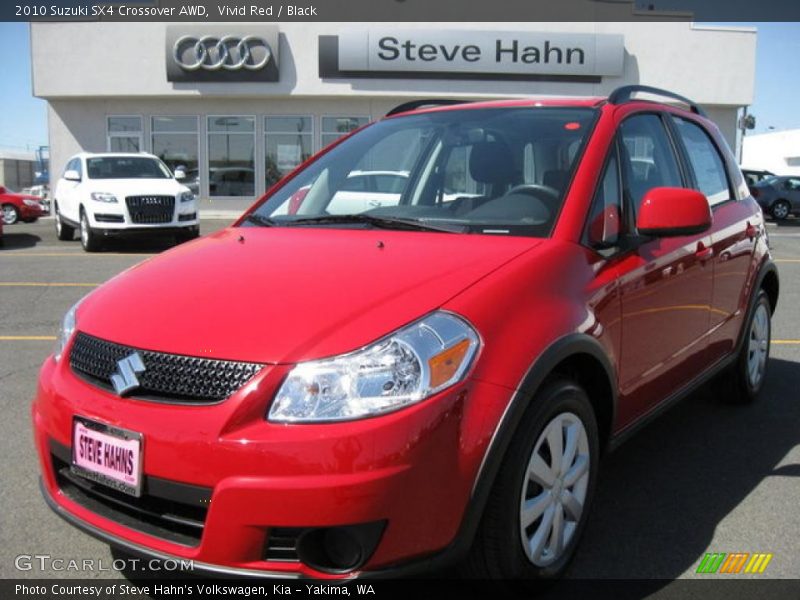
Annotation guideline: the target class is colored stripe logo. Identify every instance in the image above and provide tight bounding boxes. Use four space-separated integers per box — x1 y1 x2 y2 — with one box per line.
696 552 773 574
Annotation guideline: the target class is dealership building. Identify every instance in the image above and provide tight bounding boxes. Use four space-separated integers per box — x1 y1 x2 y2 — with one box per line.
30 20 756 213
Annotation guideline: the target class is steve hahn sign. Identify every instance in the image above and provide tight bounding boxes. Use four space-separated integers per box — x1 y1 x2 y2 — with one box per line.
323 29 625 80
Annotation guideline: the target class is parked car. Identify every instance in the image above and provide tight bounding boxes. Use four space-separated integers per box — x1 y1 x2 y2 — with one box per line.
750 175 800 220
34 87 778 583
52 153 199 251
741 168 776 188
1 185 47 225
21 184 51 213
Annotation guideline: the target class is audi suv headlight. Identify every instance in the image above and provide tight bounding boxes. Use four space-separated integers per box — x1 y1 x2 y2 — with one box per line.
179 191 195 203
268 311 480 423
54 300 82 362
90 192 118 203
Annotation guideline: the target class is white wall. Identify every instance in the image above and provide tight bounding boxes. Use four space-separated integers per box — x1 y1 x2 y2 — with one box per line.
32 22 755 105
742 129 800 176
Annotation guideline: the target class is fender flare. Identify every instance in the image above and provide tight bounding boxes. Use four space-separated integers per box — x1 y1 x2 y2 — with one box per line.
455 333 617 559
735 257 779 356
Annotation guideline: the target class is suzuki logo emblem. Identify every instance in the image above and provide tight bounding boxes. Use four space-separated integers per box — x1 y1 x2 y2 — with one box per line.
111 352 146 396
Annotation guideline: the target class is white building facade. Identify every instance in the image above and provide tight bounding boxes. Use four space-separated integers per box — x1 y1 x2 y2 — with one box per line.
30 21 757 213
742 129 800 176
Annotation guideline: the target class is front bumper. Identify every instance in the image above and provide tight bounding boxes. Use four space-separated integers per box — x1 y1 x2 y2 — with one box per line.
32 351 510 577
19 203 46 220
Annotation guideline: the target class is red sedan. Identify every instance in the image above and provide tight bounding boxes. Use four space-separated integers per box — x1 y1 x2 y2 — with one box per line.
1 185 46 225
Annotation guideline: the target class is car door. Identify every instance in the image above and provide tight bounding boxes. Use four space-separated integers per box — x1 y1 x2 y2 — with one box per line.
613 113 715 422
786 177 800 212
669 115 758 362
58 158 82 223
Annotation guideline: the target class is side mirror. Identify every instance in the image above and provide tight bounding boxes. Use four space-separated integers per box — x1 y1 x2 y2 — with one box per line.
63 170 81 182
637 187 712 237
174 170 186 180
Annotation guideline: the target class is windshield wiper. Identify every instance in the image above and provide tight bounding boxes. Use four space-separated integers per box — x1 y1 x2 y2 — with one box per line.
284 214 464 233
244 214 279 227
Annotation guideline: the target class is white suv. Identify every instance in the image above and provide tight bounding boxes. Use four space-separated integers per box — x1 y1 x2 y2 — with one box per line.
53 152 199 251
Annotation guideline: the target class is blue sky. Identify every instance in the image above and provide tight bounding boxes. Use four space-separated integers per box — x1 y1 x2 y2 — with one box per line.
1 21 798 153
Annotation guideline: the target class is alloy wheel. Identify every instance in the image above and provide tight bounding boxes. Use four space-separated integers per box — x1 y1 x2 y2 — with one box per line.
519 412 590 567
772 202 790 220
80 213 89 247
2 204 18 225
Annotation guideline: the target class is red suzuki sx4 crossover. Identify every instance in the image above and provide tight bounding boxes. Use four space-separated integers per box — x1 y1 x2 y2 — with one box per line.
33 86 779 580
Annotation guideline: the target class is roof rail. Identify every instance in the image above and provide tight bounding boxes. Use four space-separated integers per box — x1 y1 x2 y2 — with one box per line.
608 85 706 117
386 99 471 117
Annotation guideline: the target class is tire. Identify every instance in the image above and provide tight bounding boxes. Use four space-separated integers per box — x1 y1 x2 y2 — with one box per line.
79 209 102 252
463 378 599 583
771 200 791 221
2 204 19 225
724 290 772 404
54 203 75 241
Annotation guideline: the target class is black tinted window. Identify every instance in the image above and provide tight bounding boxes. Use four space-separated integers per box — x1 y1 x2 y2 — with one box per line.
86 157 172 179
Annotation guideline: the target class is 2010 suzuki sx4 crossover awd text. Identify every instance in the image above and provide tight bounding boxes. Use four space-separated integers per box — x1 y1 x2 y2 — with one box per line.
33 86 779 581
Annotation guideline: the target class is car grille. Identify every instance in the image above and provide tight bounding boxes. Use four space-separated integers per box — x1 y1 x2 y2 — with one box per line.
125 195 175 224
70 332 264 403
50 440 210 546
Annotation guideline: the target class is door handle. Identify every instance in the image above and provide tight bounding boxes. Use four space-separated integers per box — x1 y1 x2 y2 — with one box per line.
745 222 758 241
695 242 714 262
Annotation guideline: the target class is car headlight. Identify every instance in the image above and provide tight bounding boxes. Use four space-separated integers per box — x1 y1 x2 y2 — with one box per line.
23 199 39 207
179 191 195 203
54 300 81 362
90 192 117 203
268 311 480 423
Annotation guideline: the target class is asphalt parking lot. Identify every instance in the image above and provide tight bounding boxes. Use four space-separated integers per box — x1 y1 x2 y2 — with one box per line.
0 217 798 585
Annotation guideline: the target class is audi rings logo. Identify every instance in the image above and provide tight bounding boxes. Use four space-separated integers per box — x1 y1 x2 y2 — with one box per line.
173 35 271 71
166 27 279 82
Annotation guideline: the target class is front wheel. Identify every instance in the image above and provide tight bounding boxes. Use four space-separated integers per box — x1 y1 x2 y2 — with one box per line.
79 209 102 252
54 203 75 241
464 378 599 581
771 200 791 221
2 204 19 225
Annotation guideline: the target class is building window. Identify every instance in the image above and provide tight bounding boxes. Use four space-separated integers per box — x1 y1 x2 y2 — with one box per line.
265 116 313 189
107 116 142 152
151 116 199 178
321 116 369 148
207 116 255 198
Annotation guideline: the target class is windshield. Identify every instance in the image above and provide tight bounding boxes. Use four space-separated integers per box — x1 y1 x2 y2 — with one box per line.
86 156 173 180
244 107 597 237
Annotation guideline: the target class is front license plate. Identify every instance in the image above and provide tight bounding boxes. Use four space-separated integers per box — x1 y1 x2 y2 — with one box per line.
71 417 143 497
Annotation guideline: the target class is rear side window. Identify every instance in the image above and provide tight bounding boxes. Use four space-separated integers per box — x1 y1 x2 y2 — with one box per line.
618 115 682 218
671 117 732 205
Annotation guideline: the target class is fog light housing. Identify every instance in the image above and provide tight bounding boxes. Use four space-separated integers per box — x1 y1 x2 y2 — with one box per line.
295 521 385 574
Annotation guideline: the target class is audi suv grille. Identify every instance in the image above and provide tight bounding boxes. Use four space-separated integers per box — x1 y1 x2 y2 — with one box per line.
69 332 264 403
125 195 175 224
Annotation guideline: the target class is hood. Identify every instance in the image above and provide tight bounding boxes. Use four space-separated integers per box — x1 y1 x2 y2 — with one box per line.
84 178 187 195
78 228 539 363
